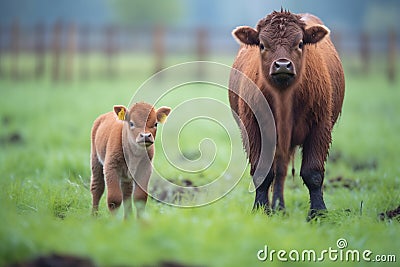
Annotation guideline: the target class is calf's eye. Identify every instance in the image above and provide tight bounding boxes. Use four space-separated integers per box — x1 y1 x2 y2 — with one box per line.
129 121 135 128
154 122 158 128
259 43 265 51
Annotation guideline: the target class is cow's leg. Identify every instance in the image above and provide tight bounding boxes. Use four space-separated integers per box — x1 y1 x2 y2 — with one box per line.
253 169 274 214
90 155 105 216
300 124 331 220
272 155 289 211
104 167 122 215
121 179 134 219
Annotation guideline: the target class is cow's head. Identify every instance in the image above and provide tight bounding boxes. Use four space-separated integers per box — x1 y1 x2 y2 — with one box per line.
114 102 171 148
233 10 330 90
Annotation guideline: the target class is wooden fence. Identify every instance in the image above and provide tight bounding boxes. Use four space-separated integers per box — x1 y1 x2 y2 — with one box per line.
0 20 398 83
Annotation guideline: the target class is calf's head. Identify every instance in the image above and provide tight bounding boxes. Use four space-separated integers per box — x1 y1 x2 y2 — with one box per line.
114 102 171 148
233 10 330 90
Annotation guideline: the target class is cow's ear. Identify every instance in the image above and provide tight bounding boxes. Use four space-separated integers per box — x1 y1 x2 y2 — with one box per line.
156 106 171 123
113 105 128 121
303 25 330 44
232 26 259 46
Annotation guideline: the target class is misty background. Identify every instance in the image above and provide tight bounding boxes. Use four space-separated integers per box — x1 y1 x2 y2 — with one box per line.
0 0 398 82
1 0 398 31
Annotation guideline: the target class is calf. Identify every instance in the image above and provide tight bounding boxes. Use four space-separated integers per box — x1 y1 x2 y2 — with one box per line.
90 102 171 219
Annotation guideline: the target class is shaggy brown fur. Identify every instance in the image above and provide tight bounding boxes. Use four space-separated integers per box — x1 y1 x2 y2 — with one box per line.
90 102 170 219
229 10 345 219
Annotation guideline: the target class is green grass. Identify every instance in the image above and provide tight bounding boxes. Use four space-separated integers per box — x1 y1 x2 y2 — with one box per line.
0 55 399 267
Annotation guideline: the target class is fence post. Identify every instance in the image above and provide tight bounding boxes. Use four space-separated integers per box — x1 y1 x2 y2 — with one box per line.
10 19 20 80
196 27 208 78
332 30 342 57
34 22 45 79
153 25 165 74
0 24 3 77
51 20 63 82
104 25 117 78
65 22 76 81
360 32 370 75
79 24 90 80
387 28 397 84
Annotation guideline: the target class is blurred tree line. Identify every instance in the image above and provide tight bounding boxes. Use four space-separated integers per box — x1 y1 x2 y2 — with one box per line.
0 0 398 34
111 0 182 27
110 0 399 35
290 0 398 33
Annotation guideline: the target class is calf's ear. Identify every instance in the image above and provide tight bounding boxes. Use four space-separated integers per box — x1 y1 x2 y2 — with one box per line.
156 106 171 123
113 105 128 121
232 26 259 46
303 25 330 44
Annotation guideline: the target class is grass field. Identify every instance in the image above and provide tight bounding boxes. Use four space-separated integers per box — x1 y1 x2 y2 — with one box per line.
0 55 399 267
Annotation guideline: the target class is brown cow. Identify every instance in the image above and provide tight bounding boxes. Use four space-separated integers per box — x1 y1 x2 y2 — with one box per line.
229 10 345 219
90 102 171 219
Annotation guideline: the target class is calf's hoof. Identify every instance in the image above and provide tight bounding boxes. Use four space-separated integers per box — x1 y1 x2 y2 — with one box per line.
91 209 99 217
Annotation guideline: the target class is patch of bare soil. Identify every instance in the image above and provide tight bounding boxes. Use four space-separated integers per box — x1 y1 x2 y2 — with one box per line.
379 205 400 221
151 178 199 204
8 254 96 267
325 176 359 190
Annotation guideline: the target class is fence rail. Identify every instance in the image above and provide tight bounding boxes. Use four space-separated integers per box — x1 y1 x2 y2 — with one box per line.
0 21 398 83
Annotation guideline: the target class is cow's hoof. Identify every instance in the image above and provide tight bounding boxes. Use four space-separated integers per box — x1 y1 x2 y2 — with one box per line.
252 205 272 215
306 209 327 222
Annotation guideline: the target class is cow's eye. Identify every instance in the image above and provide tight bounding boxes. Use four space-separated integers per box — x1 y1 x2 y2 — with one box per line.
154 122 158 128
259 43 265 51
298 40 304 50
129 121 135 128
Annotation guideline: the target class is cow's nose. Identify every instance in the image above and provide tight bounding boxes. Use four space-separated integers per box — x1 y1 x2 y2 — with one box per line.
271 59 294 75
140 132 151 138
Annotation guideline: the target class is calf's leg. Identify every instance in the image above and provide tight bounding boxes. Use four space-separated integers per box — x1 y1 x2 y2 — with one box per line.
133 183 148 218
90 156 105 215
133 163 151 218
104 167 122 215
121 179 133 219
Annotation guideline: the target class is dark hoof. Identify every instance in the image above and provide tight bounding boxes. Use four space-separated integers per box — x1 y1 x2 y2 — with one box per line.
252 205 272 215
307 209 327 222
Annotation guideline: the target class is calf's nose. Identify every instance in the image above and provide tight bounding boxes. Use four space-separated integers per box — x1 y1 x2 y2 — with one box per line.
140 132 151 138
271 59 294 75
